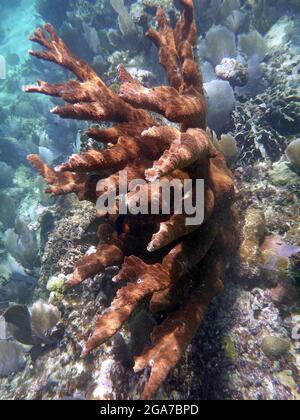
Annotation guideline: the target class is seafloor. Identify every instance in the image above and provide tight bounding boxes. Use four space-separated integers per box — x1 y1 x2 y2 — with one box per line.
0 0 299 400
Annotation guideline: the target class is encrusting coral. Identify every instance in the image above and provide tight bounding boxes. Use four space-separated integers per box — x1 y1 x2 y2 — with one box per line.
24 0 239 399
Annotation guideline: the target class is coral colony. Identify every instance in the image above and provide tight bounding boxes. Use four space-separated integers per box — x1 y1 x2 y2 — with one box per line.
24 0 239 399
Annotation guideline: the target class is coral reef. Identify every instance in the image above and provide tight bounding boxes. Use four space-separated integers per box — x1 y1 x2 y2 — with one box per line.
24 0 238 399
1 147 299 400
0 0 85 307
198 5 299 157
245 0 300 34
232 14 300 165
233 87 293 165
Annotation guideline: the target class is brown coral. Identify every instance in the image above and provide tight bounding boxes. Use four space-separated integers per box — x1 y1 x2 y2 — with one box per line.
25 0 239 399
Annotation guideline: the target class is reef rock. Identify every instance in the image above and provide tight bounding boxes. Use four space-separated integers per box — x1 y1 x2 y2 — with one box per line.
215 58 248 87
261 336 290 360
269 162 300 186
239 208 266 278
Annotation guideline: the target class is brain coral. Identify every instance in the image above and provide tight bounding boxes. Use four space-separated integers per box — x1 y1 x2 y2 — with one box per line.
24 0 239 399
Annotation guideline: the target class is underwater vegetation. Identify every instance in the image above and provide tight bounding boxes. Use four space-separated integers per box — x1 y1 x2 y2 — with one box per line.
0 340 25 378
2 300 61 346
0 299 61 379
24 0 239 399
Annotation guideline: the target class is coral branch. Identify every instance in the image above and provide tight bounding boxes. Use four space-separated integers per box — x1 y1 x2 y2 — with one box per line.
175 0 197 49
27 155 96 200
147 8 183 90
25 24 154 125
28 23 100 82
56 131 175 174
135 253 224 400
119 80 206 130
86 123 152 144
82 256 171 355
145 128 217 182
135 210 240 399
64 244 124 289
147 184 215 252
81 303 138 358
132 0 204 130
57 139 138 173
82 214 221 357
